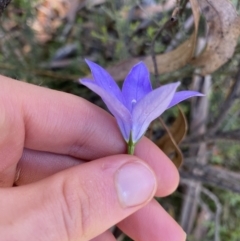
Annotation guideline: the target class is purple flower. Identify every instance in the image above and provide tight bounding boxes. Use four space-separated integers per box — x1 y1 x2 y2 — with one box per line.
80 60 203 145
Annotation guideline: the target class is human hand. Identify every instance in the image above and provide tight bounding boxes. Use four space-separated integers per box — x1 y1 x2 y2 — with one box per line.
0 76 186 241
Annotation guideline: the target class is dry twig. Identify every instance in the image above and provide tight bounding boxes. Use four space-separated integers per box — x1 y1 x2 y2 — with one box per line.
208 65 240 134
180 159 240 194
150 3 181 81
201 187 222 241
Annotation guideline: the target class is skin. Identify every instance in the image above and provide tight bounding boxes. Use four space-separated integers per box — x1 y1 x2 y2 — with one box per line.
0 76 186 241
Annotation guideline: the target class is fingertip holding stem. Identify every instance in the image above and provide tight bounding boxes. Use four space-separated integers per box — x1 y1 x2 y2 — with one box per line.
115 161 157 208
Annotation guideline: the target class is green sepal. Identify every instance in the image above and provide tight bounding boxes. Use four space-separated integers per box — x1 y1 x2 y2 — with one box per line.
127 132 135 155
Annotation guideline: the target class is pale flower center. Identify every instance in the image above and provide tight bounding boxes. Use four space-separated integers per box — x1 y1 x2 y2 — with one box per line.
131 99 137 109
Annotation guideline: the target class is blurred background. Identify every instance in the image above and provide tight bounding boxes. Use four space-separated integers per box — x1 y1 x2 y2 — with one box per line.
1 0 240 240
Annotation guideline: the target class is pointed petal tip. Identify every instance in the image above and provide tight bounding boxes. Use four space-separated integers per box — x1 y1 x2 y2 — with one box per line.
169 81 181 88
79 78 95 86
84 58 91 64
84 59 97 69
84 59 92 69
182 91 205 97
139 61 148 68
176 81 181 87
84 59 104 73
130 61 148 71
135 61 145 66
167 90 205 109
166 81 181 90
79 78 87 85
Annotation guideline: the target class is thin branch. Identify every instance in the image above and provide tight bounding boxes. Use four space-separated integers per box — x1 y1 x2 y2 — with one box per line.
150 19 175 81
201 187 222 241
180 160 240 194
150 1 183 81
208 67 240 134
182 129 240 146
193 190 213 240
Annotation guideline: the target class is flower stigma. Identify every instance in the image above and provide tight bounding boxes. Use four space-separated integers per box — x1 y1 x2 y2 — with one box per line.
131 99 137 109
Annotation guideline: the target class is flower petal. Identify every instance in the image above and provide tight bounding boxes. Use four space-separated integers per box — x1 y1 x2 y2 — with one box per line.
131 82 180 142
122 62 152 112
167 91 205 109
85 59 124 103
80 79 132 141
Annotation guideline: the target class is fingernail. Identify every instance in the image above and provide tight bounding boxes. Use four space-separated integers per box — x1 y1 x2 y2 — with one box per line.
115 161 156 208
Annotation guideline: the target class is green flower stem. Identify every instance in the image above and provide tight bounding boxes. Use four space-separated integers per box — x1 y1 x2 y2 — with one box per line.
127 133 135 155
128 142 135 155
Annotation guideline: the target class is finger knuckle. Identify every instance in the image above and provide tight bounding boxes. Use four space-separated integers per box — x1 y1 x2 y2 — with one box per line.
59 177 92 240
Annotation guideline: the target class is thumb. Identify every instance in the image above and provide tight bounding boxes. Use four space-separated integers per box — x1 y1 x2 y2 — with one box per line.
0 155 157 241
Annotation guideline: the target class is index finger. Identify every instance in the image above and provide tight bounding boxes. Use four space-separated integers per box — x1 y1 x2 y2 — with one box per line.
1 76 125 160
